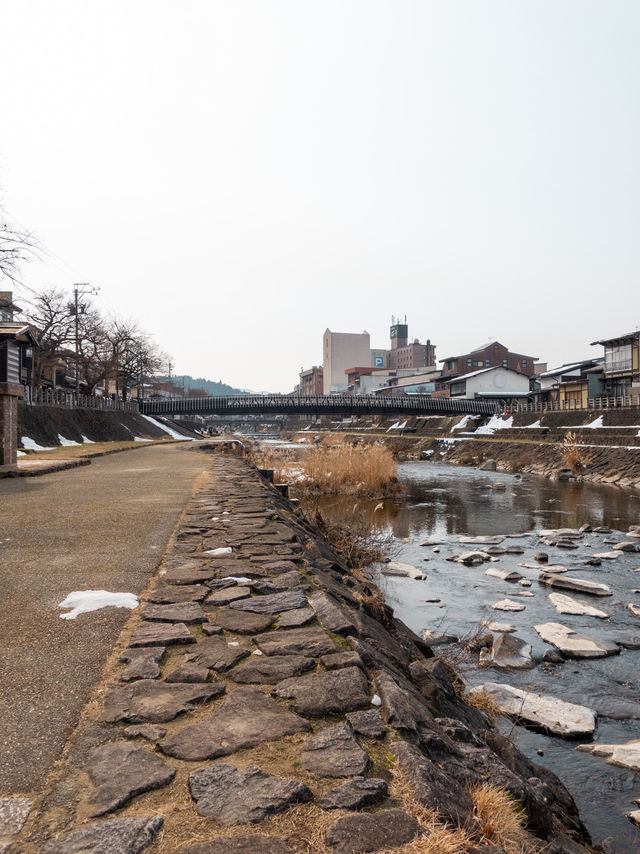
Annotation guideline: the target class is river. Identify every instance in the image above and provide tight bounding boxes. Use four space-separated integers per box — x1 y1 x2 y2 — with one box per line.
312 461 640 853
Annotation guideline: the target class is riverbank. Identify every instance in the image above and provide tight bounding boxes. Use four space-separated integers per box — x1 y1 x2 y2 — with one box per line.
281 407 640 489
7 451 593 854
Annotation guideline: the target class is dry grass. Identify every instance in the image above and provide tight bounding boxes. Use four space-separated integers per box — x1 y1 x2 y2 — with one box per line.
301 439 403 497
381 769 474 853
463 686 500 723
561 431 583 473
298 498 396 569
470 784 533 852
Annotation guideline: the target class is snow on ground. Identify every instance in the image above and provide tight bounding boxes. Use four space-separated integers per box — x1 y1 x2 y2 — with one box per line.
20 436 54 451
511 420 542 429
475 415 514 435
138 413 192 440
582 415 604 429
81 435 95 443
387 420 408 432
17 450 26 456
57 433 81 446
133 437 152 442
451 415 474 431
59 590 139 620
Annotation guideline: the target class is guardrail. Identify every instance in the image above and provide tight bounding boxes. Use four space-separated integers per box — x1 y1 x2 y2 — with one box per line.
21 386 139 412
509 396 640 412
140 394 501 417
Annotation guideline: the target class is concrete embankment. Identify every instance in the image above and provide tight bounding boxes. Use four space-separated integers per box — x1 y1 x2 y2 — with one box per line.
11 450 594 853
17 403 197 449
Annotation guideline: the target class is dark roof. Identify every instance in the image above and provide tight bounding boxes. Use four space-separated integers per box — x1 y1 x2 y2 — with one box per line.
591 330 640 346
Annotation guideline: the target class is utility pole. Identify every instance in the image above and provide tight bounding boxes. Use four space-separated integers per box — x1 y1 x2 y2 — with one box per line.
73 283 99 401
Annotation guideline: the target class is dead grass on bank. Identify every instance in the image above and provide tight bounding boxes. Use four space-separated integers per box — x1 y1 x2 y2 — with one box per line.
298 498 396 570
561 431 584 473
302 439 403 497
470 784 533 852
246 435 403 498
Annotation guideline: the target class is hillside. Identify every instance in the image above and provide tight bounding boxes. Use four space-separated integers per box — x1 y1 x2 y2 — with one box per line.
155 375 248 396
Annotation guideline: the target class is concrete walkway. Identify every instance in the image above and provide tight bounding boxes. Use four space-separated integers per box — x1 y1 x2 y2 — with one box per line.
0 442 210 796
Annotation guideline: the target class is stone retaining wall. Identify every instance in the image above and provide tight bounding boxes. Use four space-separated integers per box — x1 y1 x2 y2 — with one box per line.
17 452 593 854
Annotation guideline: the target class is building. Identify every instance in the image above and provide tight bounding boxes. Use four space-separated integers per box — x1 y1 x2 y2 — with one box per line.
0 292 38 388
591 330 640 399
439 341 537 380
533 359 604 407
386 317 436 370
322 329 371 394
444 366 530 401
298 366 323 395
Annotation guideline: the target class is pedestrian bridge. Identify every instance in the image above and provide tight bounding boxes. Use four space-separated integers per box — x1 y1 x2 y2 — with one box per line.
140 394 500 418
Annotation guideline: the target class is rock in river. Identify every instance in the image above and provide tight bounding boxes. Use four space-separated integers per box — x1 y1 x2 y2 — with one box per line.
479 633 533 669
548 593 609 619
380 562 426 580
485 567 523 582
469 682 597 738
534 622 620 658
577 739 640 772
491 599 526 612
538 573 612 597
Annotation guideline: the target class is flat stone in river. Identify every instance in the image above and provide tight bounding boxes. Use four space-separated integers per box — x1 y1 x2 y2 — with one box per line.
534 622 620 658
577 739 640 772
538 573 612 597
469 682 597 738
549 593 609 619
491 599 526 612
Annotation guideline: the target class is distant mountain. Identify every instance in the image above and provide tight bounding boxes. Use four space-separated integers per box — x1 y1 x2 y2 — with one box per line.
155 375 248 396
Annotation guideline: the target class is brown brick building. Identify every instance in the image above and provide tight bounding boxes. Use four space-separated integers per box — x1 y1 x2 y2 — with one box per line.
299 366 324 395
440 341 537 380
386 319 436 370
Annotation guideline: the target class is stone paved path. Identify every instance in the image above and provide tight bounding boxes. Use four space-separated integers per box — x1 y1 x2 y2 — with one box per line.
5 451 593 854
0 443 209 798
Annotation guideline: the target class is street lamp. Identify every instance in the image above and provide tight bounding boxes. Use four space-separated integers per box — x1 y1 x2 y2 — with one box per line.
73 283 99 401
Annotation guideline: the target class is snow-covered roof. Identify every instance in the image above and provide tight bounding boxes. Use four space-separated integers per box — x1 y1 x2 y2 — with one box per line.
445 365 525 383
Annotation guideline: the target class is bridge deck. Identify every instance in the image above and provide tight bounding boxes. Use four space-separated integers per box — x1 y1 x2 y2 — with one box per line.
140 394 500 417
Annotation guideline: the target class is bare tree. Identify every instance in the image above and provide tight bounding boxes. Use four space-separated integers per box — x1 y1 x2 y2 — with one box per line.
22 288 75 387
0 207 39 285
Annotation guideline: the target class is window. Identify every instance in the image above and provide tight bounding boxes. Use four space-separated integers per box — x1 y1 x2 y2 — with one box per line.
467 359 472 367
447 360 456 370
485 360 490 367
502 359 508 368
605 343 633 373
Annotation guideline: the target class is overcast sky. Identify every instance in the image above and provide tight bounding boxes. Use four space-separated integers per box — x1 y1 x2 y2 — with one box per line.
2 1 639 392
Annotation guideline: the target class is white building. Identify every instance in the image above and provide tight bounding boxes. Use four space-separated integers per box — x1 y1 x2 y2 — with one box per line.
446 366 530 400
322 329 371 394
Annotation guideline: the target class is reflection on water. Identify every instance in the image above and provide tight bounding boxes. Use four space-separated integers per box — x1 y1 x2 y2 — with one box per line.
308 462 640 853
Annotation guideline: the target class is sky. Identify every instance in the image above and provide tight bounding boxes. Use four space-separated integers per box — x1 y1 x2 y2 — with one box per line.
1 1 639 392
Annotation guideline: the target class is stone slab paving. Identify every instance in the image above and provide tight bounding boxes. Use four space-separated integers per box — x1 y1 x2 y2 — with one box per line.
15 453 595 853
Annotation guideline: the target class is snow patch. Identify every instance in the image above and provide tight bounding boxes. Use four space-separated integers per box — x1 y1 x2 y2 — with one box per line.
80 435 95 443
138 413 191 440
205 547 232 556
582 415 604 429
20 436 54 451
451 415 473 431
57 433 80 447
222 576 252 583
475 415 514 435
133 437 152 442
59 590 138 620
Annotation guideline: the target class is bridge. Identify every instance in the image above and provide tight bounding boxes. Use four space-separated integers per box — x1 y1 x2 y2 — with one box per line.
139 394 501 418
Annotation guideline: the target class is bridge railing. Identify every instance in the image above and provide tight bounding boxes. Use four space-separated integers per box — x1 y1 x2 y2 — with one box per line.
140 394 501 417
20 386 139 412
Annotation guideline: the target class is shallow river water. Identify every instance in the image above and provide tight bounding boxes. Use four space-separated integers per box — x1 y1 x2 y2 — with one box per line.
313 461 640 852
